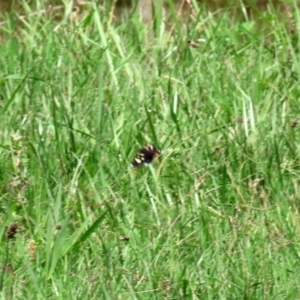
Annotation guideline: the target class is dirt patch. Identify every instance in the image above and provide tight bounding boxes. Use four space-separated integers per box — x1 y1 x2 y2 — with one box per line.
0 0 295 25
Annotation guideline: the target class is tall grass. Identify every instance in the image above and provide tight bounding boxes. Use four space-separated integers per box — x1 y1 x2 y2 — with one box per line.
0 1 300 299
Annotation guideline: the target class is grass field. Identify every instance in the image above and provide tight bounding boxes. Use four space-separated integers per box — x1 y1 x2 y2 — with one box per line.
1 2 300 299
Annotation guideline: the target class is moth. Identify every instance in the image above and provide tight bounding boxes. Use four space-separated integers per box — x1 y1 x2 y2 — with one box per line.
131 144 161 168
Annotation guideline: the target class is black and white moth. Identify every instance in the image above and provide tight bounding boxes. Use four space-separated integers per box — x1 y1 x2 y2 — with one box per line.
131 144 161 168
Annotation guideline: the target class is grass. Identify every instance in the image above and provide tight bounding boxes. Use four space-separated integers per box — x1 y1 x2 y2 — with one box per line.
1 1 300 299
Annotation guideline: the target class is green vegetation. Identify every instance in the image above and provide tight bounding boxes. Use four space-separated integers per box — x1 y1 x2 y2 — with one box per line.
1 2 300 299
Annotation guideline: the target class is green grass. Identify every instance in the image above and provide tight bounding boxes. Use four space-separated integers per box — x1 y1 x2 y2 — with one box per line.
1 1 300 299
